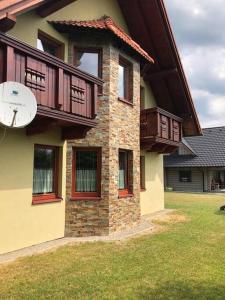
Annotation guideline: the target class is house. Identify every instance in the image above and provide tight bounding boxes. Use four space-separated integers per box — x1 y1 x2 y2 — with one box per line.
0 0 201 255
164 127 225 193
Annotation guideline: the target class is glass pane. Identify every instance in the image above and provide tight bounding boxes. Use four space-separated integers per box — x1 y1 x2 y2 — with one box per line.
119 151 127 189
37 38 44 51
37 38 57 57
76 52 99 77
118 64 125 98
75 151 97 192
33 148 55 194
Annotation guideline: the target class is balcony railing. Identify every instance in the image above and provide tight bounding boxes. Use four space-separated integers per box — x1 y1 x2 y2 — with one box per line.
0 32 103 138
140 107 182 153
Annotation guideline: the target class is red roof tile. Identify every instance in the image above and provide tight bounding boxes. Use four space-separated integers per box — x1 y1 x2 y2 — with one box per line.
49 16 154 64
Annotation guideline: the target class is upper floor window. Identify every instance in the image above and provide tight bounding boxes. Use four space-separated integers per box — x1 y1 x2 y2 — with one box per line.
37 30 64 59
118 56 133 102
32 145 59 204
74 48 102 78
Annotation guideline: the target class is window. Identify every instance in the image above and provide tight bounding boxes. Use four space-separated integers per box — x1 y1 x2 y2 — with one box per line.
118 56 133 102
72 148 101 199
140 156 145 190
32 145 59 204
140 86 145 110
74 48 102 78
118 150 133 197
37 31 64 59
179 170 192 182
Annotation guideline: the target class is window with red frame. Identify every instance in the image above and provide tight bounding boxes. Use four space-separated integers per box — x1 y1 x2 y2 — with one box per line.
72 148 101 199
74 48 102 78
37 30 64 59
118 56 133 102
140 156 146 190
118 150 133 196
32 145 59 204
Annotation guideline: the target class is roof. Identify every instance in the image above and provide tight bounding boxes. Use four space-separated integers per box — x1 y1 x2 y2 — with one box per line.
118 0 202 136
0 0 77 20
0 0 46 19
164 127 225 168
49 16 154 64
182 138 196 156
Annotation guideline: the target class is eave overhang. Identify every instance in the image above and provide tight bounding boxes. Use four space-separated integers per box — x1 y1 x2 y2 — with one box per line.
118 0 202 137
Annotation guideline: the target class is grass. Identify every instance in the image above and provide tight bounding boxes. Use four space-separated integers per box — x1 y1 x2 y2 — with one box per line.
0 192 225 299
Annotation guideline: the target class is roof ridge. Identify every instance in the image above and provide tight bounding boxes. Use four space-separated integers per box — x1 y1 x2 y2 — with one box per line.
203 126 225 130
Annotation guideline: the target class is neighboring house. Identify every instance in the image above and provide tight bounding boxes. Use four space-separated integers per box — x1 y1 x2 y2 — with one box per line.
0 0 201 255
164 127 225 193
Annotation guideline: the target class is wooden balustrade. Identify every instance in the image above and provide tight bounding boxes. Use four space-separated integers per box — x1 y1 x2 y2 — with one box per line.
0 32 103 139
140 107 182 153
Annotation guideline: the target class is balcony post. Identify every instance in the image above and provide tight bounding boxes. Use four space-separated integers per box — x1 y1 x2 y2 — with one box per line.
6 45 15 81
57 67 64 109
170 118 173 141
93 84 98 118
157 112 161 137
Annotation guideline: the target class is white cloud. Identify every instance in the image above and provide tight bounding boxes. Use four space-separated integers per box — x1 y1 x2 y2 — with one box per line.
164 0 225 128
192 89 225 127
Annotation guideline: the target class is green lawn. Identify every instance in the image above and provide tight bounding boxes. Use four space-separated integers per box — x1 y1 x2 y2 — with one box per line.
0 193 225 300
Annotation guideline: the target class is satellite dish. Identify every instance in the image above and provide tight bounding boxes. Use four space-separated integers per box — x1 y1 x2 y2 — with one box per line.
0 81 37 128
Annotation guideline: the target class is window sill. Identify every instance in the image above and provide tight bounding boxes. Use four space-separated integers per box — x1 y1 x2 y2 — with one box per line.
32 197 63 205
70 197 101 201
118 97 134 106
118 193 134 199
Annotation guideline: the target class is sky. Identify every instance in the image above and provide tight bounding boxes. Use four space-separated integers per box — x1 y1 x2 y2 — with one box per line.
164 0 225 128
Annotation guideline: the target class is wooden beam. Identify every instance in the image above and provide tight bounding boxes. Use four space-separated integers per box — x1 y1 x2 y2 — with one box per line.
0 0 45 21
144 68 178 81
26 118 56 136
158 145 178 154
0 14 16 32
37 0 77 18
61 125 90 140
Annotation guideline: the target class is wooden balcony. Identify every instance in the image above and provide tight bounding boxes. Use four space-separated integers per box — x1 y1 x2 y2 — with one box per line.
0 32 103 139
140 107 182 153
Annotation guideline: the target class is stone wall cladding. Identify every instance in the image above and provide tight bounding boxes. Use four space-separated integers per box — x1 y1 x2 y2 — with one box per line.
65 32 141 236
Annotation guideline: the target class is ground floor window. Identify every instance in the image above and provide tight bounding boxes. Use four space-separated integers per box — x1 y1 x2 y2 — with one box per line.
179 170 192 182
32 145 59 204
140 156 145 190
72 148 101 199
211 170 225 190
119 149 133 197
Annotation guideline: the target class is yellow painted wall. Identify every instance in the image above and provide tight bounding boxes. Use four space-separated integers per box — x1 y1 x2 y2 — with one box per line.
140 78 164 215
8 0 129 62
140 151 164 215
49 0 129 32
0 127 66 254
9 12 69 61
140 77 157 109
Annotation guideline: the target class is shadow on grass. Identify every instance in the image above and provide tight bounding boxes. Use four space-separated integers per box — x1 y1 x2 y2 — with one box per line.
137 281 225 300
214 209 225 215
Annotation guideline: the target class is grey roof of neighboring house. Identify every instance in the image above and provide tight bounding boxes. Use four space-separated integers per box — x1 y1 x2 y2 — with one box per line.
164 126 225 168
